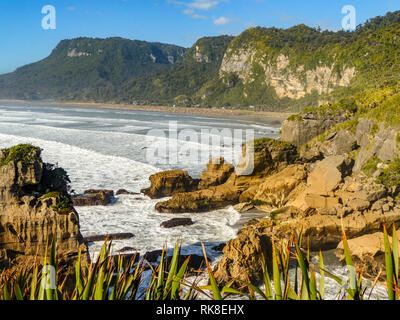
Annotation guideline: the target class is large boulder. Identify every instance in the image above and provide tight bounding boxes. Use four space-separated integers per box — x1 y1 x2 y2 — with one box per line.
0 144 89 277
307 155 354 195
141 170 199 199
214 226 273 285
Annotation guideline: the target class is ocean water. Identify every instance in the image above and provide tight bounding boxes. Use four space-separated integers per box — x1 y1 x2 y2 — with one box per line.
0 104 280 259
0 103 387 299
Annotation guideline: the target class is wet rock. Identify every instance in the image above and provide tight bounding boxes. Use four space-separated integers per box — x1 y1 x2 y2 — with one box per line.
109 253 140 266
160 218 194 228
72 189 115 206
212 243 226 252
141 170 199 199
117 247 137 253
84 233 135 243
143 250 205 270
116 189 140 196
143 250 163 263
233 202 255 213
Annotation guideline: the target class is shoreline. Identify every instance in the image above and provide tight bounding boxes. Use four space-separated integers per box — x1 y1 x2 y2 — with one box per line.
0 99 292 124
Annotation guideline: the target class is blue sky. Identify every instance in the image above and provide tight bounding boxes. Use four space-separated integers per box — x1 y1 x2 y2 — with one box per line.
0 0 398 74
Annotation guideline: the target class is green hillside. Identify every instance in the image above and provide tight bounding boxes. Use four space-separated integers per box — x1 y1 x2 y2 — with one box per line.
199 11 400 111
0 37 187 101
0 11 399 111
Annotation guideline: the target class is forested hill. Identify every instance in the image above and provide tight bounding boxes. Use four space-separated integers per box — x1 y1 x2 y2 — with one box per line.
0 37 187 101
0 10 399 111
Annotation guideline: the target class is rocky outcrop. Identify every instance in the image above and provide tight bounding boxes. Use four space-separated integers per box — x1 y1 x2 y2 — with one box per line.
307 155 354 195
250 165 307 209
116 189 139 196
72 189 115 206
0 144 88 276
353 119 400 173
198 157 234 189
155 183 241 213
213 111 400 285
280 110 350 147
141 170 199 199
336 230 400 278
154 138 298 213
214 226 273 285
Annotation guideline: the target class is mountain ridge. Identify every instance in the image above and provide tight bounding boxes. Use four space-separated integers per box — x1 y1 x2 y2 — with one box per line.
0 10 399 111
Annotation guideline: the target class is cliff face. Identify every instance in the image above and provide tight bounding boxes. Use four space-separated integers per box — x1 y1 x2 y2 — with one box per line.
0 145 88 273
220 51 355 100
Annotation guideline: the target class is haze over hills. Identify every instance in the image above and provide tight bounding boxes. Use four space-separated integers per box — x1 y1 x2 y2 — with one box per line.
0 10 399 111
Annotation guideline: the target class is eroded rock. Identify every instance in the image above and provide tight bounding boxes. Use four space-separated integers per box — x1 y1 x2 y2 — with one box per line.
336 230 400 278
72 189 115 206
307 155 354 195
141 170 199 199
0 144 89 277
198 157 234 189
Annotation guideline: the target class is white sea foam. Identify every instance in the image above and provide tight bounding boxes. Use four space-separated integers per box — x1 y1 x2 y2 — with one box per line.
0 132 240 260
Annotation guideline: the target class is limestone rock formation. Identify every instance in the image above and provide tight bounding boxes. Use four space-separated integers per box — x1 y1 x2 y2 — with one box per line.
141 170 199 199
198 157 234 189
72 189 115 206
220 50 355 101
214 225 273 285
252 164 307 209
307 155 354 195
280 110 349 147
214 115 400 285
155 184 241 213
336 230 400 278
0 144 89 276
154 138 298 213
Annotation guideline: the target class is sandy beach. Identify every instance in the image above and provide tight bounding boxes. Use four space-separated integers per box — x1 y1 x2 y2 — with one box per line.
0 99 292 124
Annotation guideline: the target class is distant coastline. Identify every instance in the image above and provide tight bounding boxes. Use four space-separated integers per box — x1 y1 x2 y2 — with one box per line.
0 99 292 124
